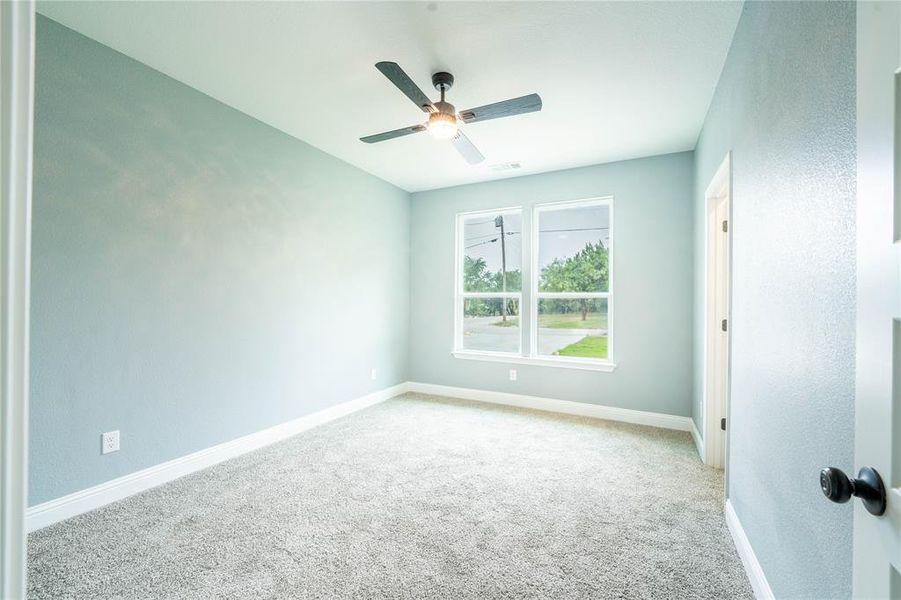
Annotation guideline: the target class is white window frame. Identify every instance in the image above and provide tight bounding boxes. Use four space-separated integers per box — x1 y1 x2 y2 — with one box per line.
530 197 614 369
453 197 615 372
454 207 524 358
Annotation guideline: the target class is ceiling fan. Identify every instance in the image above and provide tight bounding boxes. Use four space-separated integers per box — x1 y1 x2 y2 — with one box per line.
360 61 542 165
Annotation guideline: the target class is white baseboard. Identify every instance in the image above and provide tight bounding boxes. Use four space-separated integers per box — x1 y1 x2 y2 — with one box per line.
407 382 693 432
691 419 705 460
725 499 774 600
26 382 410 532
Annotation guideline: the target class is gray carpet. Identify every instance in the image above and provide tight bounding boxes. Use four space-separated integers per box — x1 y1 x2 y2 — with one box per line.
28 393 753 599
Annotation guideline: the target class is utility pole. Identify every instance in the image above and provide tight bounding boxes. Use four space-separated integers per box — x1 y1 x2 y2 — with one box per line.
495 215 507 322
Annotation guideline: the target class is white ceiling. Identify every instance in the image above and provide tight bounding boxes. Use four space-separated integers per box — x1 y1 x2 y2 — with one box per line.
37 1 742 192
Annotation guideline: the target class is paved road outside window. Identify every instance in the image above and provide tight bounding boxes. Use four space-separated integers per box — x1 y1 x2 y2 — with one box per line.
461 316 606 355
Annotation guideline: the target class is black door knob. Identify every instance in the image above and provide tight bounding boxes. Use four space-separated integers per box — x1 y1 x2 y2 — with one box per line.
820 466 887 516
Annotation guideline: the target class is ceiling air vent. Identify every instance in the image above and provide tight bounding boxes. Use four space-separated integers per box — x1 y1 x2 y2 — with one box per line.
488 162 521 172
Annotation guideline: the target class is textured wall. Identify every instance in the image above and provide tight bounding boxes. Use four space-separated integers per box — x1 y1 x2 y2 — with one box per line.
410 152 694 416
691 3 856 597
30 16 410 505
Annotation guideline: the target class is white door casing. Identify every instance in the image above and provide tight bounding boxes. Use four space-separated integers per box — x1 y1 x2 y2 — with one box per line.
0 1 35 597
853 3 901 597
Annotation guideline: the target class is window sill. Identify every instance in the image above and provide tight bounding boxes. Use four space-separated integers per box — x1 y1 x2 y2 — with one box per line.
452 351 617 372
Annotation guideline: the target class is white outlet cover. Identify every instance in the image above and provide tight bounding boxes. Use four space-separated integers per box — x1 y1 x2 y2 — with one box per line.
102 430 120 454
509 369 517 381
370 368 377 381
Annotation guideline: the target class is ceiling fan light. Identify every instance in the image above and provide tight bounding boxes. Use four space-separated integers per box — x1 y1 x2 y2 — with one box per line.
427 112 458 140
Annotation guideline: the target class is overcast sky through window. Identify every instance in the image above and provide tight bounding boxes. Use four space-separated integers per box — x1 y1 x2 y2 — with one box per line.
538 205 609 271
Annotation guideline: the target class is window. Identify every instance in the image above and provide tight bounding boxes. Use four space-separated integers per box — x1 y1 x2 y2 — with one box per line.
533 199 611 363
455 209 523 355
455 198 613 370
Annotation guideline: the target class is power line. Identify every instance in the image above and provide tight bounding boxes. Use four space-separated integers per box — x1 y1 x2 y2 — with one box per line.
467 227 607 244
465 238 499 249
464 231 521 243
468 228 608 247
466 227 610 251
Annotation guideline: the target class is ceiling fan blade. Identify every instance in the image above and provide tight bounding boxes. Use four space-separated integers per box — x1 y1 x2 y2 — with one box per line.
451 130 485 165
458 93 542 124
360 124 426 144
375 62 435 113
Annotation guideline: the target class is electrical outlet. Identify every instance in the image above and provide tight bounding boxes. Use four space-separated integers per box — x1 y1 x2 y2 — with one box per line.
101 430 120 455
370 368 377 381
509 369 517 381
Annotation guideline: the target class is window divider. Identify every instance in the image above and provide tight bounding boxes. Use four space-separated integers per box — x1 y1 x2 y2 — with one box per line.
459 292 522 299
535 292 609 299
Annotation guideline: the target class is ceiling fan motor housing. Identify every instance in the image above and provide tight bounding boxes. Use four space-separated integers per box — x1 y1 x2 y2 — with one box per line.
431 71 454 92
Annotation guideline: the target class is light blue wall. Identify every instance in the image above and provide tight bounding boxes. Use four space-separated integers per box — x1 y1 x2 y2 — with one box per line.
29 16 410 506
410 152 694 416
691 2 856 597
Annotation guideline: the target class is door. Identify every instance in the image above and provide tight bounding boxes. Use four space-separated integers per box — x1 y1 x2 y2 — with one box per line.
704 155 730 469
852 3 901 597
712 194 730 469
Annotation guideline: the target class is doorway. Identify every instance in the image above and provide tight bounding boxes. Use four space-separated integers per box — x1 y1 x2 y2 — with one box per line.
703 153 731 470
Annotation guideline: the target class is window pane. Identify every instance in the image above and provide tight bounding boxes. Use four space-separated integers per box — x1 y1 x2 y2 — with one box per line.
462 298 520 353
536 298 608 359
462 212 522 293
537 204 609 293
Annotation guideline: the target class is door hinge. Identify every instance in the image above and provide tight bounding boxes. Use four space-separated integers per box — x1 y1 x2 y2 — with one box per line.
722 220 728 233
721 318 728 332
721 417 727 431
